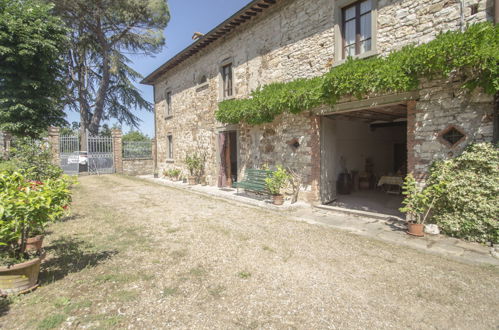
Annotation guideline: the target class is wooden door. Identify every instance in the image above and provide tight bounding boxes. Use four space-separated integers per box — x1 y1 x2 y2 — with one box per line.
320 117 337 204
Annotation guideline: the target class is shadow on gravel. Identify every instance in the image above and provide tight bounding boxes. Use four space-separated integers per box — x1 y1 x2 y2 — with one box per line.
40 237 117 284
385 218 407 232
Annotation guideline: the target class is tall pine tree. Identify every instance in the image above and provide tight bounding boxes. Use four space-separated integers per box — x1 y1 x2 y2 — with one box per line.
50 0 170 137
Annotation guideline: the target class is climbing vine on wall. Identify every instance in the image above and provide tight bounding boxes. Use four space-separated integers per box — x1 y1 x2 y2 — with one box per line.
215 22 499 125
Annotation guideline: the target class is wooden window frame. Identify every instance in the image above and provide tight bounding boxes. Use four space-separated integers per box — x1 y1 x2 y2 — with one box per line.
334 0 377 64
341 0 372 59
167 134 173 160
165 91 172 118
221 63 233 99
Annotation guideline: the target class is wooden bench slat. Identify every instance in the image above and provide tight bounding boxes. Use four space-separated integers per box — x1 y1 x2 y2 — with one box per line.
233 168 273 194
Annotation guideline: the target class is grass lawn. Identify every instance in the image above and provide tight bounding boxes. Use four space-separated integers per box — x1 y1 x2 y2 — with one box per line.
1 175 498 329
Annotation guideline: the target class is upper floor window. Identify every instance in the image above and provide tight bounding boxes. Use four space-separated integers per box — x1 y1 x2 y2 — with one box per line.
165 91 172 117
167 134 173 159
221 63 233 98
342 0 372 58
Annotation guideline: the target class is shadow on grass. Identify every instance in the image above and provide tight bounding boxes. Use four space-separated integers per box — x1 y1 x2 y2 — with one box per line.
0 297 10 317
58 213 82 223
40 237 117 284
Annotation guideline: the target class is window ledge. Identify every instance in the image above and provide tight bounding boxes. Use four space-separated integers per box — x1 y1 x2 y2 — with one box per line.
333 49 378 67
220 95 236 102
165 115 173 120
165 159 174 163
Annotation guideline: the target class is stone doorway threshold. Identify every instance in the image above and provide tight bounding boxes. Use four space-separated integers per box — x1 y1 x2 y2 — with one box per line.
315 203 405 222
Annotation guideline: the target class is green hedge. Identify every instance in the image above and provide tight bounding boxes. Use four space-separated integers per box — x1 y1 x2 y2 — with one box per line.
428 143 499 243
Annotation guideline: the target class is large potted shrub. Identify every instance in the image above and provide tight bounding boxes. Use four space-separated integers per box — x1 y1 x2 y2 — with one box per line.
399 174 443 237
185 153 204 185
0 171 72 295
265 166 291 206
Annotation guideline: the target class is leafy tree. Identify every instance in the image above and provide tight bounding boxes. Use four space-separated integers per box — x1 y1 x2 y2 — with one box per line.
122 130 150 142
0 0 68 137
49 0 170 136
60 121 80 136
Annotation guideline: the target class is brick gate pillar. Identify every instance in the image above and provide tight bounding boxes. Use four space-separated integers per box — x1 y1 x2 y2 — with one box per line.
48 127 60 166
112 129 123 174
151 137 158 177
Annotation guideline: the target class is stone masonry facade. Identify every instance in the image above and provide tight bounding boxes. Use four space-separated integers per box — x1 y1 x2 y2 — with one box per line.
149 0 495 203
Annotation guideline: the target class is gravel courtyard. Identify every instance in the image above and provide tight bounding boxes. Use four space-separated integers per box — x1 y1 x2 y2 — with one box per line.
1 174 498 329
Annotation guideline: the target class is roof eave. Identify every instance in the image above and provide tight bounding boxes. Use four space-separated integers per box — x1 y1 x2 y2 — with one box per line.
140 0 278 85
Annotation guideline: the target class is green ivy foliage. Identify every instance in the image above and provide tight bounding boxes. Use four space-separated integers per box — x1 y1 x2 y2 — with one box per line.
217 77 323 125
427 143 499 243
216 22 498 125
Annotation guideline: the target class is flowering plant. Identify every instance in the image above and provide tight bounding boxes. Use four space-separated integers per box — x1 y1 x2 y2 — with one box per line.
0 171 73 264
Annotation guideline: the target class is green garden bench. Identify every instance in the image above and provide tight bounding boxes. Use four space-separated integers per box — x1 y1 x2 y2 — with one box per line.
233 169 273 195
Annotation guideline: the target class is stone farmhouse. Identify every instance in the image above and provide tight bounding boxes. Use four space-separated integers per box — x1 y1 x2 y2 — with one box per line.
142 0 497 214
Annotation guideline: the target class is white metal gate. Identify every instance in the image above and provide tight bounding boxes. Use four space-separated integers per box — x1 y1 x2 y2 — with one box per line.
59 135 80 175
87 132 114 174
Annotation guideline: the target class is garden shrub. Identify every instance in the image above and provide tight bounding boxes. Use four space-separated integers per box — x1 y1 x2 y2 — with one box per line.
0 171 73 264
427 143 499 243
2 138 62 181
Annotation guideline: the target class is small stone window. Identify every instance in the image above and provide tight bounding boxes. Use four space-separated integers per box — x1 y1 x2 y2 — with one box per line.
198 75 207 85
439 125 466 147
165 90 172 118
167 134 173 160
470 4 479 15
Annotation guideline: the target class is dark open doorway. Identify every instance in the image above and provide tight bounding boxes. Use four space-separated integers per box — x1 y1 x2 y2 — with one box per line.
218 130 238 187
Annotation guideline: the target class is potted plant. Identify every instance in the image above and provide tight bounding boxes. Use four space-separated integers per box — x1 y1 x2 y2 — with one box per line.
0 171 72 295
185 153 204 185
169 169 181 181
265 165 290 206
399 174 443 237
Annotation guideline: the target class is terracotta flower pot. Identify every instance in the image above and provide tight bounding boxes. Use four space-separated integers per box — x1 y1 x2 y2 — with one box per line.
0 252 46 295
407 223 424 237
188 176 197 185
24 235 44 253
272 194 284 206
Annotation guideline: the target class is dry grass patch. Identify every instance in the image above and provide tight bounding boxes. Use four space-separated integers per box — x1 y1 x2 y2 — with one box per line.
0 175 497 329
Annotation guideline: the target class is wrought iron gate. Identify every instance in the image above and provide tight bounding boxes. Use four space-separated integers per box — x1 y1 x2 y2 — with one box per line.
87 132 114 174
59 135 80 175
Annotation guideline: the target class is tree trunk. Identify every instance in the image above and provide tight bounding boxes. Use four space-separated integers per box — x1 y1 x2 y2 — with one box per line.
493 92 499 145
88 23 111 136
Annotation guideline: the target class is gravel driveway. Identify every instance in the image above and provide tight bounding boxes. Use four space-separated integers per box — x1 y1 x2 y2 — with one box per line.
1 174 498 329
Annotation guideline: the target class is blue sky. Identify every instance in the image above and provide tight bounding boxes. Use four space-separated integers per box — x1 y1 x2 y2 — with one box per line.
66 0 250 137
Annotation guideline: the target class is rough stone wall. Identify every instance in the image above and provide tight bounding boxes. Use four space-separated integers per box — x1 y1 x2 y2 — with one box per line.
377 0 492 52
123 159 154 176
410 79 495 179
152 0 492 201
154 0 335 186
